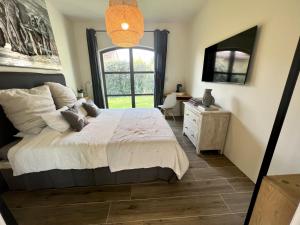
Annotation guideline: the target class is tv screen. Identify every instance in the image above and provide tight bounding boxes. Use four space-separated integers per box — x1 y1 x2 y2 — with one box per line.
202 26 257 84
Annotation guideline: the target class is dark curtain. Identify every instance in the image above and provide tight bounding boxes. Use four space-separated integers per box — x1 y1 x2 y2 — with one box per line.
154 29 169 107
86 28 105 108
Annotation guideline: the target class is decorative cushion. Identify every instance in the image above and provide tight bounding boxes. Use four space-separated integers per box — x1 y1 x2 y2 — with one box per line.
61 108 89 132
41 106 70 132
82 101 101 117
0 85 56 134
45 82 77 108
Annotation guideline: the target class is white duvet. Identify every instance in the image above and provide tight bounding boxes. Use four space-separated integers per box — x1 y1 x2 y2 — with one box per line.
8 108 189 179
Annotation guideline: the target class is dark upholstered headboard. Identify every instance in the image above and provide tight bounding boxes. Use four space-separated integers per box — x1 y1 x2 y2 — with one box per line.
0 72 66 148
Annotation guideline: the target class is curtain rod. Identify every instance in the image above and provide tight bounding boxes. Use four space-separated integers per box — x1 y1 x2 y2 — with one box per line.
95 30 170 33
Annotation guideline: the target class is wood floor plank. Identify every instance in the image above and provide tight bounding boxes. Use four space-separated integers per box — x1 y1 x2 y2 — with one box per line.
185 152 203 161
180 169 195 182
221 192 252 213
171 126 183 134
191 166 245 180
104 213 245 225
178 137 194 146
227 178 255 192
181 145 196 153
1 191 28 210
104 221 143 225
204 157 234 167
107 195 230 223
3 185 131 208
131 179 234 199
178 142 194 149
188 159 208 169
12 202 109 225
198 151 223 158
167 120 183 128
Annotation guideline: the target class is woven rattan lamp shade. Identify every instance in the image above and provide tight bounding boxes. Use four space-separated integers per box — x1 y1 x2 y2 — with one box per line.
105 0 144 47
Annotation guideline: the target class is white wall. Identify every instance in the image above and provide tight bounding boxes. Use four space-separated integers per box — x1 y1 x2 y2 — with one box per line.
186 0 300 182
46 1 79 91
71 20 189 99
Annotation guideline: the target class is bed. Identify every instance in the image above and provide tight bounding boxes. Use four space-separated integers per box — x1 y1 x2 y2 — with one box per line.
0 72 189 191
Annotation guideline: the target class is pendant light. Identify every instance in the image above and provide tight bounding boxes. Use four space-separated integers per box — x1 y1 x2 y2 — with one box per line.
105 0 144 47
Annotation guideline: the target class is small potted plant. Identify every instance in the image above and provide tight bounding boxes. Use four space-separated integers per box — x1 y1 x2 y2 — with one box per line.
77 89 84 98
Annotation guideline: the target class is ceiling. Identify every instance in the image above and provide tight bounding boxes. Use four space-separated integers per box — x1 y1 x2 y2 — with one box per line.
49 0 206 22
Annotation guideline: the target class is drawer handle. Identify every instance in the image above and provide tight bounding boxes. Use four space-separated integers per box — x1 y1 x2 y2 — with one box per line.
193 119 196 122
191 134 195 137
185 126 188 129
186 113 190 116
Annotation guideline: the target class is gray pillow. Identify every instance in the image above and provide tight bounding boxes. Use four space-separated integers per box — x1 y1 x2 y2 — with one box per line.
82 101 101 117
0 140 20 161
61 109 89 132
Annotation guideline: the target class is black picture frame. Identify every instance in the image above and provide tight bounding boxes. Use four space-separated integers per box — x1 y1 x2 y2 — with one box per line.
244 37 300 224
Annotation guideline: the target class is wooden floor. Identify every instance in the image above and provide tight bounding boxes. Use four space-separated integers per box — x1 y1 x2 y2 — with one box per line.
2 118 254 225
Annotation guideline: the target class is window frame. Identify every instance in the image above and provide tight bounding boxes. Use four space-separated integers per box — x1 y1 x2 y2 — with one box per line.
99 46 155 108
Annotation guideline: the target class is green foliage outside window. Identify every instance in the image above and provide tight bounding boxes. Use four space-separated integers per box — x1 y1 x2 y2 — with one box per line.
101 48 155 108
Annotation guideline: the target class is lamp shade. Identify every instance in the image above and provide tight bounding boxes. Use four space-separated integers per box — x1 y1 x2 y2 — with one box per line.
105 0 144 47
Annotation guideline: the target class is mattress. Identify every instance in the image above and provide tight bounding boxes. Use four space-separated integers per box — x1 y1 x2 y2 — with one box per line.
8 108 189 179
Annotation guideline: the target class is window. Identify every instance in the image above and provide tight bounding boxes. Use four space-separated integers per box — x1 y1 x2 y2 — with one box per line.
100 47 154 109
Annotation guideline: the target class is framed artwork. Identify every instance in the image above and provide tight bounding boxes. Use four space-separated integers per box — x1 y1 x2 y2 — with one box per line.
0 0 61 70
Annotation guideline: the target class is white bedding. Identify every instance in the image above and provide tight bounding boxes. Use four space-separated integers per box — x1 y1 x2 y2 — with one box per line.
8 108 189 179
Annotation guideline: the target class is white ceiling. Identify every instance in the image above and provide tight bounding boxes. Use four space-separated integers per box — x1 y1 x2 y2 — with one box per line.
49 0 206 22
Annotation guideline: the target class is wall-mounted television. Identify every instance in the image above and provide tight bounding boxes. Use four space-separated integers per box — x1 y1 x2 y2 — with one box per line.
202 26 258 84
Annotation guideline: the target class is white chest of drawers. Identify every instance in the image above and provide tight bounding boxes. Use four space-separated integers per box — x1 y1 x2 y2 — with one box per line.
183 102 231 154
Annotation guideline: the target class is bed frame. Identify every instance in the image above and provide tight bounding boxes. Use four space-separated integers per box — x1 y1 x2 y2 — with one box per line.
0 72 176 191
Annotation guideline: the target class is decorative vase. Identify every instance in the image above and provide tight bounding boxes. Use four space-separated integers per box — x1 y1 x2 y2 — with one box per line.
202 89 215 107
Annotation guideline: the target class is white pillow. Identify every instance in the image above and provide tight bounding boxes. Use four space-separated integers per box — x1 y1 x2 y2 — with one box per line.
0 85 56 134
45 82 77 108
41 106 70 132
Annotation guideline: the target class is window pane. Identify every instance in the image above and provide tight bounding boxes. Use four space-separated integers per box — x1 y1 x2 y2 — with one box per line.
108 96 132 109
133 49 154 71
105 73 131 95
134 73 154 94
214 51 230 72
232 51 250 73
103 49 130 72
213 73 228 82
135 95 154 108
230 74 246 83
